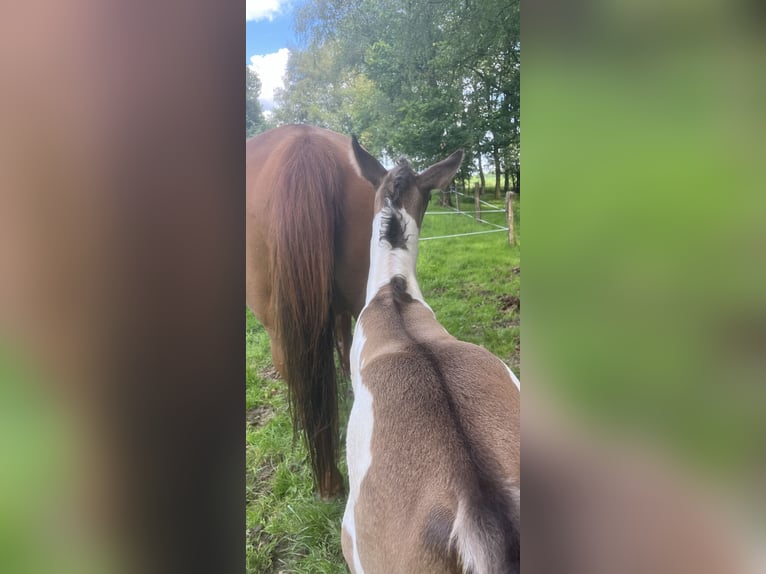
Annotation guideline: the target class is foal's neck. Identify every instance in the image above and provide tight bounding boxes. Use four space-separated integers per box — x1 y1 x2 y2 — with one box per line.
364 206 426 306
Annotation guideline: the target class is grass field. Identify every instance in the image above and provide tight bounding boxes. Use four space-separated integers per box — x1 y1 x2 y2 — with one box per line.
246 192 520 573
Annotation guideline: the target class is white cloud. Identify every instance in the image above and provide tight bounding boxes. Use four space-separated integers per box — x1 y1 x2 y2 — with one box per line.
249 48 290 112
246 0 284 22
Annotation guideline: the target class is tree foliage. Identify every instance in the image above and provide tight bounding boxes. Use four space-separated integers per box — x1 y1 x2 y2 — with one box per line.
246 67 266 138
272 0 520 189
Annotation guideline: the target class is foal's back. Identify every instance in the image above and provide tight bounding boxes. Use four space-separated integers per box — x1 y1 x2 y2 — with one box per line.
346 286 520 573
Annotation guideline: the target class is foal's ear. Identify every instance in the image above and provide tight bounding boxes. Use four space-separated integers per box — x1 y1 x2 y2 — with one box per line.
417 149 464 192
351 135 387 190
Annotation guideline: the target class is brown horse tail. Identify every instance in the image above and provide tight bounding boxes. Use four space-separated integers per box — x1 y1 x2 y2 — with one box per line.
269 134 344 498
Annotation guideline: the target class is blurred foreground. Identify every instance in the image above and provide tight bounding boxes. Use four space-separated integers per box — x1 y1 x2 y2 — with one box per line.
524 0 766 571
0 0 764 572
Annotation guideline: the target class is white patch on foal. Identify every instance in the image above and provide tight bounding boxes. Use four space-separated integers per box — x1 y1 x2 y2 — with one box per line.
504 362 521 390
343 322 373 574
365 207 433 313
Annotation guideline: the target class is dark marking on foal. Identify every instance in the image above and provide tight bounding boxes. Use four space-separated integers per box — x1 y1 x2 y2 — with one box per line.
389 275 412 305
423 506 457 559
381 159 416 209
380 206 409 249
392 159 416 203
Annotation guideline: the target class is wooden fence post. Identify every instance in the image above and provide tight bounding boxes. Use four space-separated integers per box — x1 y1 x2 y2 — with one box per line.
506 191 516 246
474 183 481 221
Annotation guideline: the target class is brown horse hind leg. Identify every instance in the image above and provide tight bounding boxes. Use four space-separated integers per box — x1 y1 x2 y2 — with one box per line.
334 312 353 378
266 328 286 380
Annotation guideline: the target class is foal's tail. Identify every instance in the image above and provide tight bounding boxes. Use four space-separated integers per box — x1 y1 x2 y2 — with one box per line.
451 483 520 574
269 136 344 498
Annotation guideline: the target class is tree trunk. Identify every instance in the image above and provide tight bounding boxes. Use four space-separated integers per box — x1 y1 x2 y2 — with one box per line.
492 141 502 199
477 154 486 196
474 183 481 221
504 168 510 193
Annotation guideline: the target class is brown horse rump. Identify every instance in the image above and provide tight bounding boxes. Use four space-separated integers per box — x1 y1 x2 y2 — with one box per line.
246 125 374 498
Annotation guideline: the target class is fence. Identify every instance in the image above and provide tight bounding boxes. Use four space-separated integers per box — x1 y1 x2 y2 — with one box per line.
421 188 517 244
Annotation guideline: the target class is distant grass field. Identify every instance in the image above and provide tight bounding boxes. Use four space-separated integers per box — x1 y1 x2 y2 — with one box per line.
246 193 520 573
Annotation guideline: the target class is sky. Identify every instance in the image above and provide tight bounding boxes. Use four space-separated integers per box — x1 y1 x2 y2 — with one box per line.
246 0 300 113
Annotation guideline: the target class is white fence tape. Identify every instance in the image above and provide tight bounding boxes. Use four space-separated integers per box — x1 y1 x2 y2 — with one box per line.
419 196 512 241
420 228 508 241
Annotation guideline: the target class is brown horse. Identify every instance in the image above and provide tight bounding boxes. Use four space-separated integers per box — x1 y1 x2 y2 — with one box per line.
246 125 375 498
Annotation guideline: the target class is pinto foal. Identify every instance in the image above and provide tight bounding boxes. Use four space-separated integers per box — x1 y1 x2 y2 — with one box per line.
342 138 521 574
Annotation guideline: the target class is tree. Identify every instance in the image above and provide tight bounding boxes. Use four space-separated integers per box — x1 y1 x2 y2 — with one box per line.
280 0 520 190
273 42 392 158
246 67 265 138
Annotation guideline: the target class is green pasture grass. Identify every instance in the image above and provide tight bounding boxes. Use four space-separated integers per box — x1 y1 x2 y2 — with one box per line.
419 194 520 370
246 194 520 573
